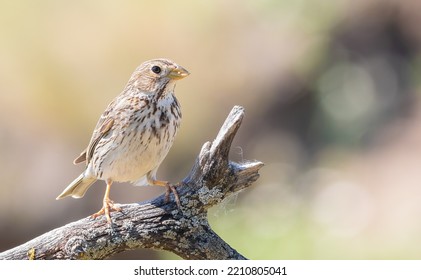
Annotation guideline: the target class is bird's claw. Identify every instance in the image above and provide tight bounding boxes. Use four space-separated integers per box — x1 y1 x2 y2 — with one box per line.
165 184 181 208
91 198 122 223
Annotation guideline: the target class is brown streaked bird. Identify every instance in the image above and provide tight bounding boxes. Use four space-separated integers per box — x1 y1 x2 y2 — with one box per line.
56 58 189 223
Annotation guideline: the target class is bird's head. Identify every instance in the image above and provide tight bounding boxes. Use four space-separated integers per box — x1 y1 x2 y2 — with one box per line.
127 58 190 94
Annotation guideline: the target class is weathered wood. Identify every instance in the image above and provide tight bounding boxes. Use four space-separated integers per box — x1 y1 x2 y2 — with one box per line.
0 105 263 260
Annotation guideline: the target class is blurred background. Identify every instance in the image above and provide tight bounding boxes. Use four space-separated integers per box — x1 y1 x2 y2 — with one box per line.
1 0 421 259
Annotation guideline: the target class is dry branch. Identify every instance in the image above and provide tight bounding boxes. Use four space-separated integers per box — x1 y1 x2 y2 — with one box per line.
0 105 263 260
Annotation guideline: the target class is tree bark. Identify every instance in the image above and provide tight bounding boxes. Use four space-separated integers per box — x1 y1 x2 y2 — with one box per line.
0 105 263 260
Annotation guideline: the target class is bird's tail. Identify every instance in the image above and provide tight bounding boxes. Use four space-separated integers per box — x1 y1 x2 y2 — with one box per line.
56 173 97 199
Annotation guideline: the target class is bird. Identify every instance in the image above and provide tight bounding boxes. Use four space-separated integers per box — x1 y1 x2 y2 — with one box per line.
56 58 189 223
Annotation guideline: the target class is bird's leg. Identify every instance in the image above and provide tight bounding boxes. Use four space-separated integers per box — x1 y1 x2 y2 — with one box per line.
151 179 181 208
91 179 121 223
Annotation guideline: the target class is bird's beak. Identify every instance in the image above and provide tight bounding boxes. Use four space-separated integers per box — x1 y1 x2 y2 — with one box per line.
168 65 190 80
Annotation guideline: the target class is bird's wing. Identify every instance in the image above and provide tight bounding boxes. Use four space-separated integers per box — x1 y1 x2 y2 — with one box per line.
73 148 87 164
73 116 115 165
73 95 146 165
86 117 115 164
73 98 118 165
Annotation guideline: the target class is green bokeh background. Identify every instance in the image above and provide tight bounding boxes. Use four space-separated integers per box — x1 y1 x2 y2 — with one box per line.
1 0 421 259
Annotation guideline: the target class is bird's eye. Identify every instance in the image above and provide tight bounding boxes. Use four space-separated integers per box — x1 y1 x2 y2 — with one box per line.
151 66 162 74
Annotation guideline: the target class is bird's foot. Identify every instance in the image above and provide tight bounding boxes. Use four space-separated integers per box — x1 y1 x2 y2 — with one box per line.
91 198 122 223
150 179 182 208
165 183 181 208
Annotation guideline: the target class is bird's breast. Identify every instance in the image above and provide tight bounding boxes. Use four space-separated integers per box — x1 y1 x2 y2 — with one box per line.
91 96 181 182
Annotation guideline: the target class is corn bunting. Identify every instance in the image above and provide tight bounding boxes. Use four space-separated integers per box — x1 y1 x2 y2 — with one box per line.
56 58 189 223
